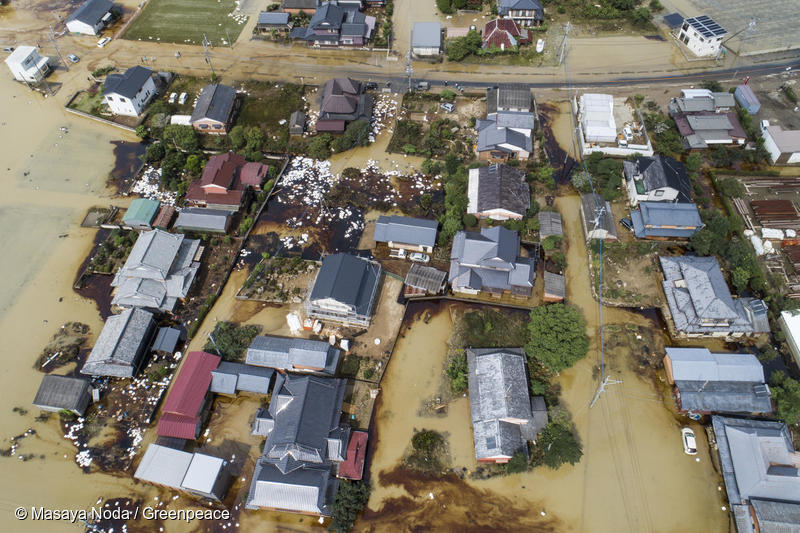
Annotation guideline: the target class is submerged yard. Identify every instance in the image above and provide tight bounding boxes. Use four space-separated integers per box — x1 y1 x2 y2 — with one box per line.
123 0 248 45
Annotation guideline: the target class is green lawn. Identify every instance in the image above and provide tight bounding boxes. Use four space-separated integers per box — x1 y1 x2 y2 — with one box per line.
235 82 305 152
69 88 105 115
123 0 248 46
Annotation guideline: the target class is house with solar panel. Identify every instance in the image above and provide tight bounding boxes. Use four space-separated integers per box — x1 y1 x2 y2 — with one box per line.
190 84 238 135
306 253 381 328
677 15 727 57
663 348 772 415
659 255 770 339
246 373 349 516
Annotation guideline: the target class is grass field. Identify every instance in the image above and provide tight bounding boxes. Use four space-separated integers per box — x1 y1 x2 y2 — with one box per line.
235 82 305 152
123 0 248 46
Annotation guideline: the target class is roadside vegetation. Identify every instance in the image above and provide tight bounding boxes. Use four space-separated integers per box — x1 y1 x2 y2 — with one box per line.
203 321 262 362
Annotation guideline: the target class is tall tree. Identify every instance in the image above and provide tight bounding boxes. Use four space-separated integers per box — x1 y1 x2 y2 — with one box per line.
525 304 589 372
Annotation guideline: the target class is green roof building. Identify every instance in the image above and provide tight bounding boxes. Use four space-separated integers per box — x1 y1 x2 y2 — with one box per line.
123 198 160 229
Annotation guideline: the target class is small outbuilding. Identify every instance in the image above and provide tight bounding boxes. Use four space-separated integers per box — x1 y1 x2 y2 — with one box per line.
373 215 438 253
33 375 92 416
404 263 447 297
151 326 183 354
412 22 442 57
66 0 114 36
134 443 231 501
210 362 274 395
122 198 160 229
4 46 50 83
734 85 761 115
543 271 565 303
174 208 232 234
538 211 562 240
289 110 306 135
580 193 617 240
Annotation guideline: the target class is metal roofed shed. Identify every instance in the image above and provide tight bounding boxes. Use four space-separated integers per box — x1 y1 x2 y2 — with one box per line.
157 351 220 440
134 443 230 501
246 335 341 375
538 211 562 239
210 362 274 395
580 93 616 143
373 215 438 252
81 307 156 378
412 22 442 56
180 453 230 501
486 85 531 114
151 326 183 354
780 310 800 369
543 271 565 302
404 263 447 296
289 110 306 135
122 198 160 229
734 85 761 114
33 375 92 415
580 193 617 240
174 208 231 234
337 430 368 480
467 164 530 221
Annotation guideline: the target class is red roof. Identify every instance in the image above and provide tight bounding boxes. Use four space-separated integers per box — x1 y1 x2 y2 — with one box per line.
316 119 346 133
483 18 530 49
240 162 268 187
337 431 368 480
162 351 220 415
184 182 244 208
157 412 200 440
201 152 247 189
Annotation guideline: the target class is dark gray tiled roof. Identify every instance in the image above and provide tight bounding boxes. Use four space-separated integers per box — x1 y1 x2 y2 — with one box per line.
309 253 381 319
449 227 533 293
467 348 533 460
282 0 318 8
666 348 765 382
67 0 113 25
580 193 617 239
676 380 772 413
257 12 291 25
486 85 531 114
470 164 530 217
81 308 155 378
497 0 542 17
751 499 800 530
103 66 153 99
246 459 338 515
33 375 91 415
191 84 237 124
544 271 565 299
373 215 438 248
476 117 533 153
623 155 692 202
246 335 340 375
631 202 702 239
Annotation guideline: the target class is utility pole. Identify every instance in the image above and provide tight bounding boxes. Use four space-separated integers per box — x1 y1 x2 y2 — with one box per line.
406 27 413 93
558 21 571 66
202 33 215 78
48 25 68 72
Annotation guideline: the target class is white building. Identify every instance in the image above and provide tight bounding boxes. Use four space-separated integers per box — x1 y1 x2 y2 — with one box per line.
762 121 800 165
579 93 616 143
411 22 442 57
677 15 727 57
102 66 156 117
4 46 49 83
781 310 800 368
66 0 114 36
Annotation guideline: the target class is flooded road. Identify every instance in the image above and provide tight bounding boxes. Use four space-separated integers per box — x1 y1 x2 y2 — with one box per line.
362 195 728 532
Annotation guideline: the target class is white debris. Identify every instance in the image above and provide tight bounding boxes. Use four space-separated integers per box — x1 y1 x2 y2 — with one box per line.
130 165 177 205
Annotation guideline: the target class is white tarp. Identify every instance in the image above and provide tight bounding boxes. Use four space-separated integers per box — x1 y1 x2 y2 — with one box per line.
580 94 617 142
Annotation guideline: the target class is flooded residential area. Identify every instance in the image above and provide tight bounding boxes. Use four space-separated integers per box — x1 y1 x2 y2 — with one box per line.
2 0 800 531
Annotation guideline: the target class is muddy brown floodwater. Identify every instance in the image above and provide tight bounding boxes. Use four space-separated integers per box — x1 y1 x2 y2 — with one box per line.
361 195 729 533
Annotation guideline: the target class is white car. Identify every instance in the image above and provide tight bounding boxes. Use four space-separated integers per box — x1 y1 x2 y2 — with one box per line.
168 92 177 104
97 37 112 48
536 39 544 53
389 248 406 259
66 54 80 63
409 253 430 263
440 102 455 113
682 427 697 455
178 92 188 105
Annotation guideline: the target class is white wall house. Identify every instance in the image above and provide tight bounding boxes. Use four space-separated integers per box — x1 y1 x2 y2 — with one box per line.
66 0 114 36
4 46 49 83
781 310 800 369
411 22 442 57
762 122 800 165
579 93 616 143
677 15 727 57
102 66 156 117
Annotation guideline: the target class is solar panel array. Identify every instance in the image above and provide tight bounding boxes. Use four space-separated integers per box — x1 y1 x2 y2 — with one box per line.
686 15 727 38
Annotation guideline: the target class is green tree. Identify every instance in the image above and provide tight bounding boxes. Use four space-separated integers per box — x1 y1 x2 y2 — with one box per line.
184 154 204 175
329 480 371 533
163 124 199 152
717 177 746 198
436 0 453 14
771 371 800 425
731 266 751 294
332 120 370 153
145 142 166 162
570 170 591 192
700 80 724 93
506 451 529 474
229 125 246 150
525 304 589 373
135 125 148 139
203 321 261 362
538 420 583 468
160 150 186 185
446 353 468 393
462 213 477 227
630 7 651 26
307 134 332 160
685 152 703 173
440 89 456 101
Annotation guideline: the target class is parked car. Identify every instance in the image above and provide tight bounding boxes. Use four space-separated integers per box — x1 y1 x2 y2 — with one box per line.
168 92 177 104
97 37 112 48
417 81 430 91
681 427 697 455
364 81 378 90
536 39 544 53
409 253 430 263
440 103 455 113
389 248 407 259
66 54 80 63
178 92 188 105
3 46 14 53
619 217 634 232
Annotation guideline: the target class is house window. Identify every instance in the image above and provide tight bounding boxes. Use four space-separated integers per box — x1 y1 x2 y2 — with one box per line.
200 124 209 129
213 124 222 129
107 96 114 101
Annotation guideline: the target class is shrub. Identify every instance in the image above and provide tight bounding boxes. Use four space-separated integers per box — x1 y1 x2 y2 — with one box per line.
145 142 166 162
526 304 589 372
446 353 468 393
307 134 332 160
506 451 529 474
329 480 370 533
462 213 477 228
537 420 583 468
